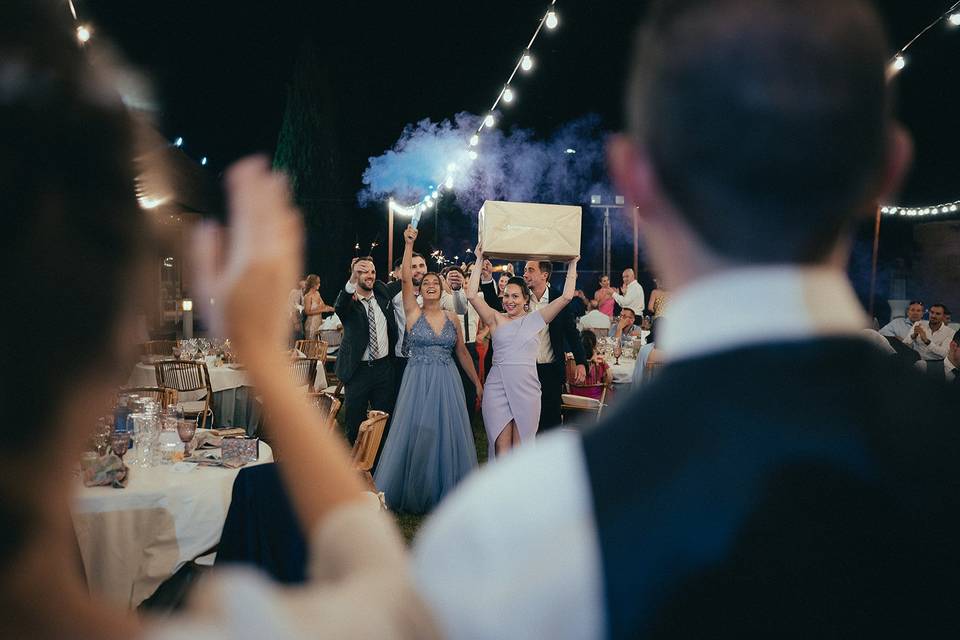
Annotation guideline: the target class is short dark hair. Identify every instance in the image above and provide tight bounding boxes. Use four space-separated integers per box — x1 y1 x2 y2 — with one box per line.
931 303 947 314
628 0 891 263
907 300 924 308
393 252 423 270
953 330 960 346
581 330 598 359
527 260 553 277
352 256 375 273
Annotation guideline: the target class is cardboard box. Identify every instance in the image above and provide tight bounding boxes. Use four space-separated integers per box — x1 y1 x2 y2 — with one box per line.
478 200 582 261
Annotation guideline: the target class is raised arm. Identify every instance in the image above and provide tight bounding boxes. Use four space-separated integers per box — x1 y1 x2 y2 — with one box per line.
334 259 362 316
466 243 500 327
401 225 422 329
539 257 579 325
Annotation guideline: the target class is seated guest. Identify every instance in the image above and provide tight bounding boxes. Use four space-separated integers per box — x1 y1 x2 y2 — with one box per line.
879 300 923 341
0 8 437 637
609 307 643 341
916 330 960 381
568 331 612 400
903 302 953 361
570 290 590 318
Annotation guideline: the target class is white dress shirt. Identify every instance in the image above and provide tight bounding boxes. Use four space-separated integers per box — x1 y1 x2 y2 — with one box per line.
449 289 480 343
344 281 389 361
878 317 914 341
413 266 869 640
914 357 959 381
612 280 645 314
905 321 953 361
530 286 555 364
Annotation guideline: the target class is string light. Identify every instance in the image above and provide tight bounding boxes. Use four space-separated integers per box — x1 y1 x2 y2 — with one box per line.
521 51 534 72
889 1 960 72
173 137 184 147
389 1 561 215
951 13 960 26
881 202 960 217
76 24 91 44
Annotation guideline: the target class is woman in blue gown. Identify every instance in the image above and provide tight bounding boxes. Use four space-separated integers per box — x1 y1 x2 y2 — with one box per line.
374 225 483 514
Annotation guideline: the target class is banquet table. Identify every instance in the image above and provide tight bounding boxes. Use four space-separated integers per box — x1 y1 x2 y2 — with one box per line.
606 355 638 386
129 362 258 433
71 443 274 608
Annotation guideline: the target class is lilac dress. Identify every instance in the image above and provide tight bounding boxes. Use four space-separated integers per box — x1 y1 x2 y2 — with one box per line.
481 311 546 457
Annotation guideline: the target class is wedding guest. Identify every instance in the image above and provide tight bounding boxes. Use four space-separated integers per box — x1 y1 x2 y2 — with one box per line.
288 277 306 342
522 260 589 432
613 267 645 315
568 331 612 401
302 274 332 339
0 6 437 635
334 256 399 444
592 275 617 318
915 330 960 381
879 300 924 341
414 1 960 637
374 227 481 514
646 277 670 318
466 245 579 457
497 273 510 297
609 307 643 342
904 302 953 361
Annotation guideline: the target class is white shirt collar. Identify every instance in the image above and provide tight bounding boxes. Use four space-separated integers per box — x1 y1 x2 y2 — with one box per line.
659 266 868 363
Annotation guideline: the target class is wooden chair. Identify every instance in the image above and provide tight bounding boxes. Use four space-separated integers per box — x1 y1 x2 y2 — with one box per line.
294 339 328 361
319 328 342 351
121 386 178 408
154 360 214 428
141 340 178 358
351 410 389 491
308 392 342 434
289 358 318 388
561 383 609 423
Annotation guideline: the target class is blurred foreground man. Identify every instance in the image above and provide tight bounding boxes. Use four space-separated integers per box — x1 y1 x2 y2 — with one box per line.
414 1 960 637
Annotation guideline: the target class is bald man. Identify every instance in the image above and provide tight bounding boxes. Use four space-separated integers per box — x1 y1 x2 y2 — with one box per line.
613 268 645 314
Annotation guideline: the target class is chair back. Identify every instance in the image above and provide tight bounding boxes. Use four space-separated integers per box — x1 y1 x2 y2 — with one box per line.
141 340 178 357
294 339 328 361
562 384 609 422
308 393 342 434
320 328 342 349
289 358 318 388
154 360 211 394
121 386 178 408
351 410 389 477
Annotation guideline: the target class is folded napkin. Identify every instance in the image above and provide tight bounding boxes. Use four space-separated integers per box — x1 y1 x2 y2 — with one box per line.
81 453 129 488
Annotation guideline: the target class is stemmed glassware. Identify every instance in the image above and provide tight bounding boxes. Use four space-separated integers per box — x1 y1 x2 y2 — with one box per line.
177 419 197 457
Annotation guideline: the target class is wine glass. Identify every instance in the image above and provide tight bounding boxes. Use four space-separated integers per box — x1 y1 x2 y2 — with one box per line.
177 419 197 456
110 431 129 462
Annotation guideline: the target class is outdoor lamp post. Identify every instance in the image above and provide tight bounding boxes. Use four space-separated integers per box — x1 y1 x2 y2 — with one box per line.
181 298 193 339
589 195 627 277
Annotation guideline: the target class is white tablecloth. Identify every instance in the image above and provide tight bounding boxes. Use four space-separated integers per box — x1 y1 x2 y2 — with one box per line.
71 443 274 608
606 356 638 386
128 362 251 398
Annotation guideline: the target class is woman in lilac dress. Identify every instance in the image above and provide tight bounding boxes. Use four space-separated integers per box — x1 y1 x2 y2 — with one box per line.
466 242 579 458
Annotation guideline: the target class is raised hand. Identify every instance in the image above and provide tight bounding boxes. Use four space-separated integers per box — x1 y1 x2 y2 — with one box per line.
404 224 418 245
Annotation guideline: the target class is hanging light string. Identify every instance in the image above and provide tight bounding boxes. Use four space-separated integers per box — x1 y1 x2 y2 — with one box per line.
389 0 561 218
888 0 960 74
64 0 211 185
882 1 960 217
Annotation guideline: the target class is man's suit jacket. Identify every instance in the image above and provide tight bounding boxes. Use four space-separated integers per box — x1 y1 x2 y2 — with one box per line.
582 338 960 637
480 280 587 367
333 280 402 384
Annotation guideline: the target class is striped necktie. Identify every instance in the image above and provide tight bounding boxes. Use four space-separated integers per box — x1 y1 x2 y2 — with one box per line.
365 298 380 360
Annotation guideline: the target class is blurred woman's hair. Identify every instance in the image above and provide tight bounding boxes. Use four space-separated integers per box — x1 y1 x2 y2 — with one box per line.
581 330 598 359
305 274 320 291
1 0 147 561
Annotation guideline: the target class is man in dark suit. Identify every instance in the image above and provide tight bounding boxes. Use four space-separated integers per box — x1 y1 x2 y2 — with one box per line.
413 1 960 637
333 256 401 444
480 260 588 432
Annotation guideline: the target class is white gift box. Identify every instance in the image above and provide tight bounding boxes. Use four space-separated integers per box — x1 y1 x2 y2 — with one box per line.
478 200 582 261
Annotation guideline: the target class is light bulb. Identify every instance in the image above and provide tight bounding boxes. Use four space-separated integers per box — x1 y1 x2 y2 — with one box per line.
949 13 960 26
545 10 558 29
502 86 514 103
174 137 184 147
892 55 906 71
200 157 208 166
445 175 454 189
468 150 478 160
76 25 91 44
469 134 479 146
431 190 439 199
484 113 495 128
521 52 534 72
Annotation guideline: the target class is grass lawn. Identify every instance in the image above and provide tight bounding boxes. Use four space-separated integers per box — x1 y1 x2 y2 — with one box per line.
392 413 489 544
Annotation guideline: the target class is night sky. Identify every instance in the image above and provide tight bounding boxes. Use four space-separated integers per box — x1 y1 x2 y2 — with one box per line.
82 0 960 295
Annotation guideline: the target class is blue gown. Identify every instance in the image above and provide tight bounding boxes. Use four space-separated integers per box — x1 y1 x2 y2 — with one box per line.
374 313 479 514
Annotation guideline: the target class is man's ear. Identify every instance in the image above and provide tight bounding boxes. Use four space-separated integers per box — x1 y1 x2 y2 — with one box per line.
607 134 659 216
